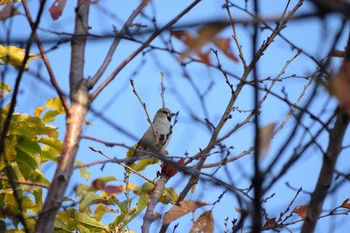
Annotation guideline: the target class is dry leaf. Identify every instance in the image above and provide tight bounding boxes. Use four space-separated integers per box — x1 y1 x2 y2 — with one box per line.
234 207 248 215
341 198 350 209
332 60 350 115
163 200 209 225
171 21 238 65
258 123 276 159
293 205 308 219
0 2 20 21
190 210 214 233
262 218 277 229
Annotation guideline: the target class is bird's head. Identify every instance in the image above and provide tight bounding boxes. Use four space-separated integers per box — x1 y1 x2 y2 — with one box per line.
155 107 176 122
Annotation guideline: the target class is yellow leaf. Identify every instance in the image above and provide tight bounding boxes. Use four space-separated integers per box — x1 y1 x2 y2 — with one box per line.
190 210 214 233
126 144 138 158
163 200 209 225
0 44 40 70
130 158 158 172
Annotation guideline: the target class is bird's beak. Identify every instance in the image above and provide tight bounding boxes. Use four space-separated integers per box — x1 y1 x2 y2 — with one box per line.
168 112 176 118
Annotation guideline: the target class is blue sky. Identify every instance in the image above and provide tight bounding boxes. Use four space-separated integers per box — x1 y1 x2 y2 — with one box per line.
1 0 350 232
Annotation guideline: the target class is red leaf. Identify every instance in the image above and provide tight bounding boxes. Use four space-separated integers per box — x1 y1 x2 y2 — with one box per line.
160 158 185 177
49 0 67 20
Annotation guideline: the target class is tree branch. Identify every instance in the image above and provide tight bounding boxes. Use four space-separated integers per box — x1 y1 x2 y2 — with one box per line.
300 110 349 233
34 1 91 232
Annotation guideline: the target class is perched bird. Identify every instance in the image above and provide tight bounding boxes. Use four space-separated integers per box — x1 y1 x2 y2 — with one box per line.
126 107 175 169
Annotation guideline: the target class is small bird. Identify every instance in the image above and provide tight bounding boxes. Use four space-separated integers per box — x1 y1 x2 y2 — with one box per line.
126 107 175 168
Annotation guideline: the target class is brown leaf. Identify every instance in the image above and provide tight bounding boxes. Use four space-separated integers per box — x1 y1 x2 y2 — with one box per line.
341 198 350 209
212 38 238 62
49 0 67 20
262 218 277 230
293 205 308 219
163 200 209 225
190 210 214 233
197 22 230 41
234 207 248 215
0 3 20 21
171 21 237 64
332 60 350 115
258 123 276 159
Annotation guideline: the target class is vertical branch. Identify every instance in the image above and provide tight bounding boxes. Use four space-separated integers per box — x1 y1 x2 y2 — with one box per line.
301 30 350 233
252 0 262 232
34 1 91 232
301 109 349 233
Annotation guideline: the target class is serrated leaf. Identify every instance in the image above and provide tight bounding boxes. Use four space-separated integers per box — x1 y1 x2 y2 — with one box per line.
163 200 209 225
0 44 40 70
190 210 214 233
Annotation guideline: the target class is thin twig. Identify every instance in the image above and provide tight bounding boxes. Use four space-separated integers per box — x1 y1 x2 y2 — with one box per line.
160 71 166 108
130 79 158 143
91 0 202 100
88 146 156 185
89 0 149 87
0 175 49 189
22 1 69 113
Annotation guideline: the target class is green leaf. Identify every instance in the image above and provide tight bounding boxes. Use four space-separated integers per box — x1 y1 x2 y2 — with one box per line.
4 136 17 161
126 192 149 225
16 136 41 170
39 136 62 151
64 208 107 232
94 204 115 221
42 110 61 123
79 192 107 212
75 160 90 181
